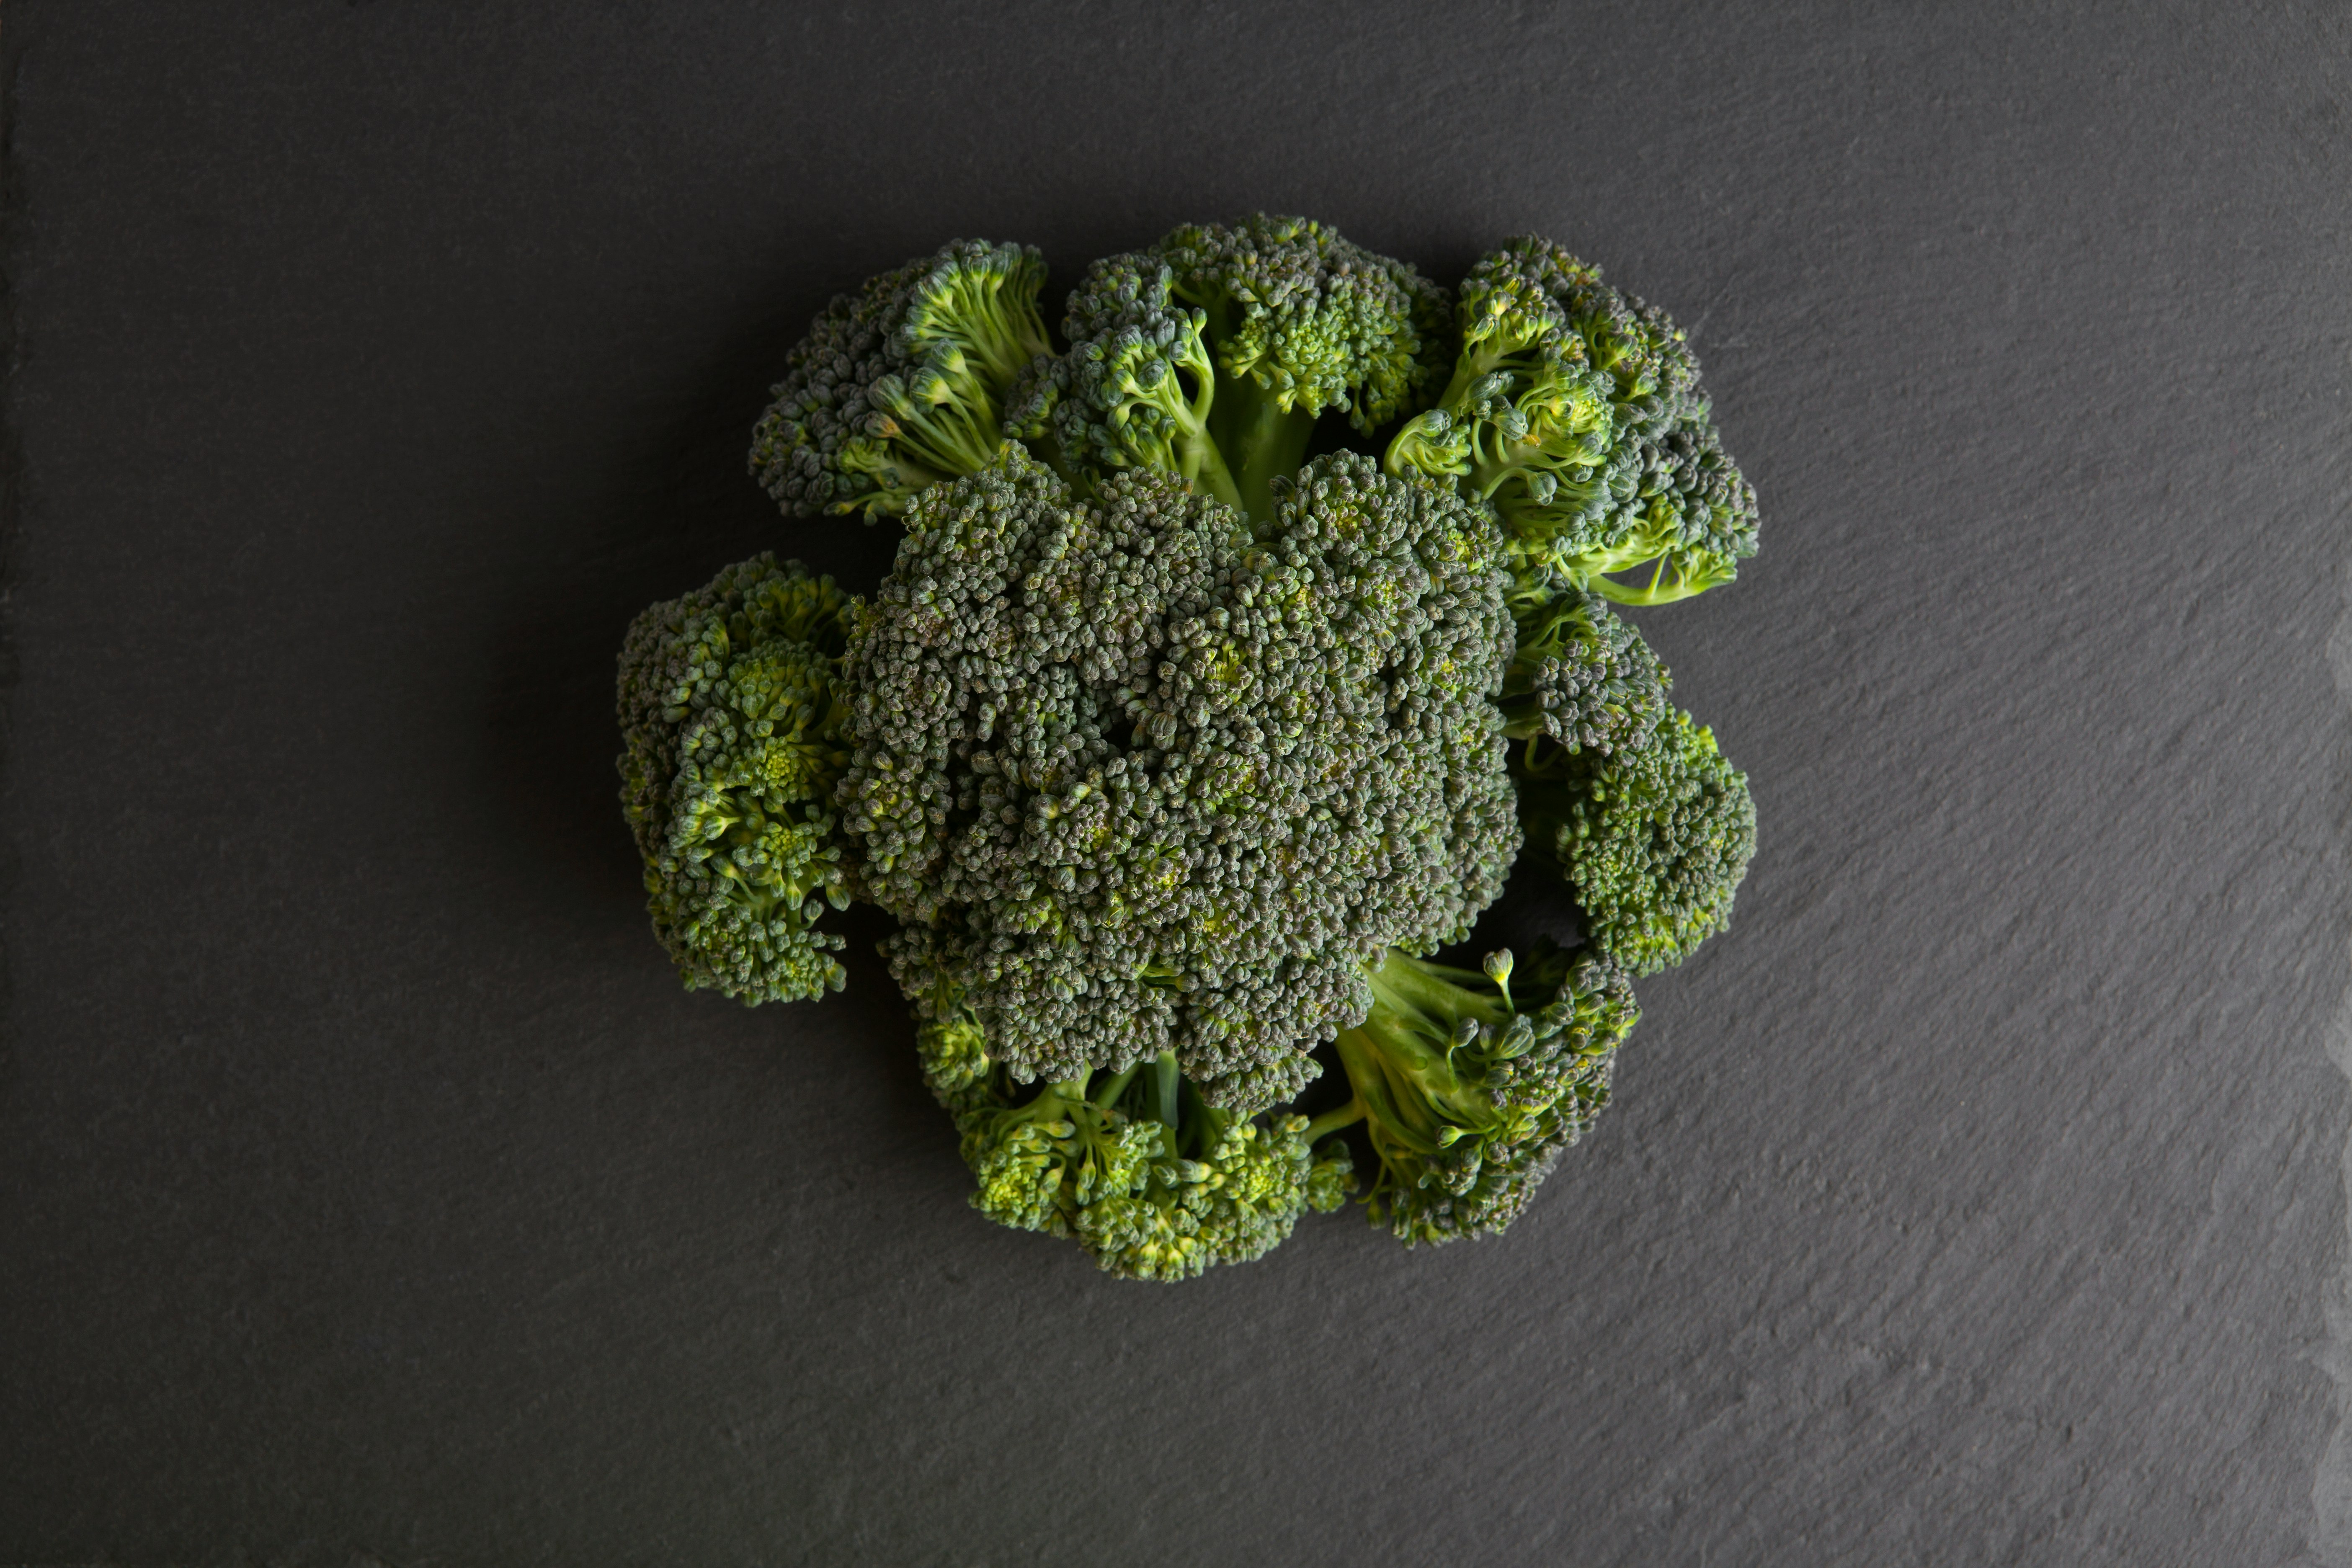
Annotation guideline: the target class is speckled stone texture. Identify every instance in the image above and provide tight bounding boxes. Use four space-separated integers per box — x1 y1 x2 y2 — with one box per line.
4 4 2348 1564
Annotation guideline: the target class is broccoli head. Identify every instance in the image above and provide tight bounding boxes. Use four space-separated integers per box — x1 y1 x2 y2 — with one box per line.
617 217 1769 1281
1525 709 1756 976
1021 215 1452 521
616 554 857 1002
1387 236 1759 605
1313 943 1639 1245
837 444 1519 1113
750 239 1053 520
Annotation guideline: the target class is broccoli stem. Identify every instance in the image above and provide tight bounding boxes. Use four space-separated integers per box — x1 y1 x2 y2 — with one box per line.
1151 1050 1182 1135
1215 375 1318 523
1333 1020 1450 1158
942 287 1051 389
1087 1063 1139 1107
1169 379 1246 514
1436 328 1548 413
1176 1072 1240 1161
1362 949 1511 1037
1431 339 1513 414
1588 562 1716 607
1302 1097 1367 1145
1323 949 1529 1166
1177 281 1314 521
1496 697 1553 743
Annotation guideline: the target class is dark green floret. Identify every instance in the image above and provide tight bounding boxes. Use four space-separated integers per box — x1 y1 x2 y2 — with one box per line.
1024 214 1452 521
616 554 857 1003
1311 942 1639 1244
750 239 1053 520
1524 709 1756 977
1387 235 1759 605
837 445 1519 1113
1499 587 1670 776
1012 260 1239 509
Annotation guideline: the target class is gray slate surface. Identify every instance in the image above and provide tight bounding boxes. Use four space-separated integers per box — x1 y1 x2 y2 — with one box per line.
5 3 2349 1564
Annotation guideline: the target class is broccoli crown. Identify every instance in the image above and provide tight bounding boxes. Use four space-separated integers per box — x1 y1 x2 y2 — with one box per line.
900 947 1352 1280
749 239 1052 521
1330 943 1639 1245
1019 215 1452 521
1529 709 1756 977
1386 235 1759 606
837 444 1519 1112
1498 588 1670 769
616 554 857 1002
620 218 1769 1279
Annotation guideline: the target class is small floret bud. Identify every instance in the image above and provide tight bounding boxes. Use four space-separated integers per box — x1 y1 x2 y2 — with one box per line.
1483 947 1515 1008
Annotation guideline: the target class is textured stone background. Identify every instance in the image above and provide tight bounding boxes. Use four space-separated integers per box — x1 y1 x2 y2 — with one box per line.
5 4 2349 1563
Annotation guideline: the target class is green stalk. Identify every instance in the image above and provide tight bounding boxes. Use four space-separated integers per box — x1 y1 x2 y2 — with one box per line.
1171 379 1246 513
1332 1022 1445 1157
1177 285 1313 522
1088 1063 1140 1108
1363 949 1510 1037
1589 562 1717 607
1215 376 1317 523
1431 334 1524 413
1151 1051 1181 1136
963 294 1051 388
1303 1097 1367 1145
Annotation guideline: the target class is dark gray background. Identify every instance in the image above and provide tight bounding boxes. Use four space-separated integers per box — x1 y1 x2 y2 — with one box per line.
5 4 2349 1564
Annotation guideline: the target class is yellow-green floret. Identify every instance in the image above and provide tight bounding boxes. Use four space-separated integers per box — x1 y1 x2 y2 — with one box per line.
903 959 1355 1281
616 554 857 1002
1015 214 1453 522
1316 942 1640 1244
1387 236 1759 605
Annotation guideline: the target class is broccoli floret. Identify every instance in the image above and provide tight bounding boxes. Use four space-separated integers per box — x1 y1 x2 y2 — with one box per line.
838 444 1519 1113
1498 587 1671 774
900 948 1353 1279
1029 215 1451 521
1497 592 1747 976
1011 258 1242 510
1524 709 1756 976
749 239 1054 520
1311 943 1639 1244
905 950 996 1114
1387 236 1758 605
961 1062 1355 1282
1577 419 1761 604
616 554 857 1002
